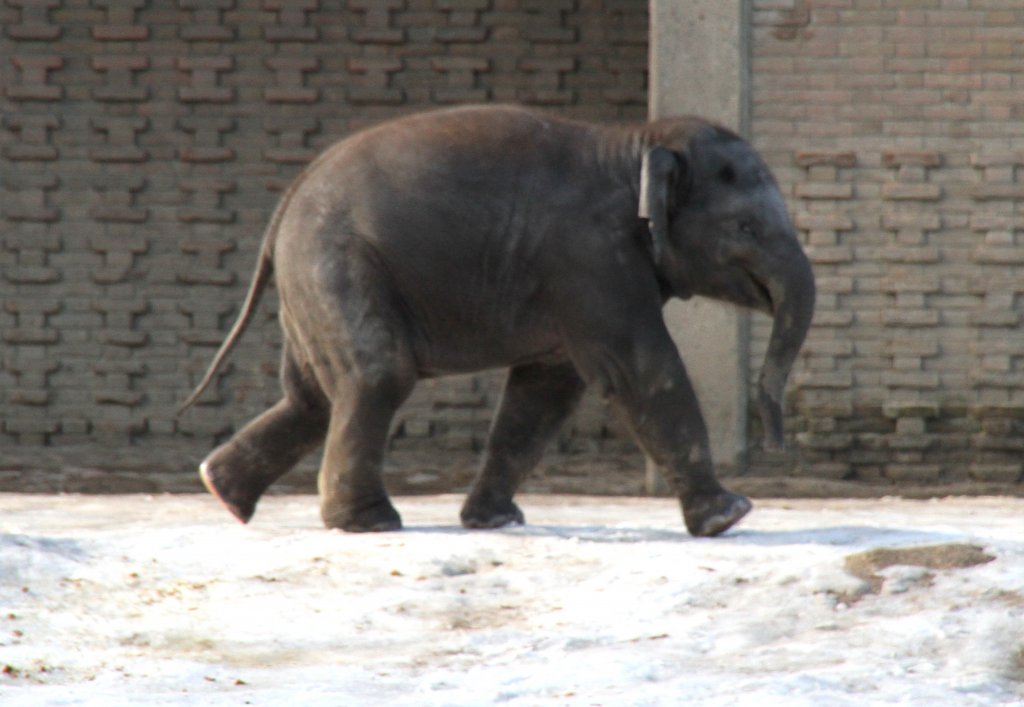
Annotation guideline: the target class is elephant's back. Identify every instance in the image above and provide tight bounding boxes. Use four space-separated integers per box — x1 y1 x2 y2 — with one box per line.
281 105 595 251
335 104 592 197
344 104 587 158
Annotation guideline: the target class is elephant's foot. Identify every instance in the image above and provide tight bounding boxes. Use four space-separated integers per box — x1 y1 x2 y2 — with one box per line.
322 498 402 533
682 491 752 538
460 497 525 529
199 458 264 525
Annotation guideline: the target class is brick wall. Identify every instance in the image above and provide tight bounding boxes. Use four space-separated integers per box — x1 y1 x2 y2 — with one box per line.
749 0 1024 488
0 0 648 493
7 0 1022 497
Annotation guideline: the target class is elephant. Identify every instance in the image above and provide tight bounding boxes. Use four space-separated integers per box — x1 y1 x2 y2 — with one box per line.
180 104 815 538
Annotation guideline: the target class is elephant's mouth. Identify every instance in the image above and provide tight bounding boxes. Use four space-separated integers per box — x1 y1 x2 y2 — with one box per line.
750 275 774 315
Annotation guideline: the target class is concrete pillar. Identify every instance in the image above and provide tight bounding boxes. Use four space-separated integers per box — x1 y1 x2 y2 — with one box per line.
646 0 751 493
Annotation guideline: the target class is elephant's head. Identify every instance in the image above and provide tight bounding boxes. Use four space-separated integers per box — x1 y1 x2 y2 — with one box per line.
638 123 815 450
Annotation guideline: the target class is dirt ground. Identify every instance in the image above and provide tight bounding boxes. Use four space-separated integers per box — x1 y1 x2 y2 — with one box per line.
4 450 1022 501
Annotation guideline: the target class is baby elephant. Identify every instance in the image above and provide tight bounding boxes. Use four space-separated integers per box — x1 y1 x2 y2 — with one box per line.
181 105 814 537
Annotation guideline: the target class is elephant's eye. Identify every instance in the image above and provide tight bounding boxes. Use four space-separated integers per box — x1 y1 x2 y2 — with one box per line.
738 221 757 238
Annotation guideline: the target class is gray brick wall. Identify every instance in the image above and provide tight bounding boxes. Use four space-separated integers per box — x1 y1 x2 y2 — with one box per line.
5 0 1023 496
0 0 648 492
749 0 1024 488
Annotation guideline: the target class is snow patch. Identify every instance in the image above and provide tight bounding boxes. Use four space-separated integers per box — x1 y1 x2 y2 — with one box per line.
0 493 1022 706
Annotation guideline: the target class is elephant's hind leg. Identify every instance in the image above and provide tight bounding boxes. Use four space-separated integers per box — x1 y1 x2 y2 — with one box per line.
200 350 328 523
318 369 415 532
461 361 585 529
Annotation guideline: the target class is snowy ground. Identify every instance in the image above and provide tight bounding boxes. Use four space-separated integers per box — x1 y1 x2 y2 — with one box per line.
1 492 1022 706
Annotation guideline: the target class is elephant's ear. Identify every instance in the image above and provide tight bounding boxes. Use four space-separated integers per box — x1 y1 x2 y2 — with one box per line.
638 147 686 265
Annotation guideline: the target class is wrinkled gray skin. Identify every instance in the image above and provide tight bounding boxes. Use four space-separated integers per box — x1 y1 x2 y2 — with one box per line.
181 105 815 537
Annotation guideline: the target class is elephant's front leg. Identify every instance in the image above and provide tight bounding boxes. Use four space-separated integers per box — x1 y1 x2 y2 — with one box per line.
461 361 586 529
568 321 751 537
614 367 752 537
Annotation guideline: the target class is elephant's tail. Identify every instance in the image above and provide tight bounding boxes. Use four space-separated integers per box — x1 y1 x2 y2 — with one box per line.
177 218 278 415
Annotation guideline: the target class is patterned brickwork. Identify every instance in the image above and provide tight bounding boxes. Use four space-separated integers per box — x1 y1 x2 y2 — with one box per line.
0 0 648 490
9 1 1021 495
750 0 1024 487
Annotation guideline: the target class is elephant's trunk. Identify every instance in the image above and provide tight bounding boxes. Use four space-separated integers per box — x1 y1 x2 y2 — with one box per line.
756 247 815 450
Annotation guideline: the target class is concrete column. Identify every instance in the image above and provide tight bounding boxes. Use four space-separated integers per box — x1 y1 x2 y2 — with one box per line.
646 0 751 493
